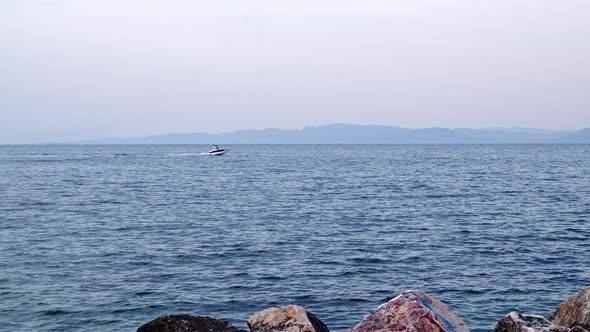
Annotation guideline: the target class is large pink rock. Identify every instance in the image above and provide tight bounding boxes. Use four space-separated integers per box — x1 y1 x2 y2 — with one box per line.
347 290 470 332
549 287 590 330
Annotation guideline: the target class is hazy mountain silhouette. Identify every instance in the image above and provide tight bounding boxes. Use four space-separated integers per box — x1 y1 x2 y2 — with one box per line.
563 127 590 142
72 124 590 144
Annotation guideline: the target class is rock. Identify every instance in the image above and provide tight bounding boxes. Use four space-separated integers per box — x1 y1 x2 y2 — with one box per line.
569 327 590 332
493 312 567 332
137 314 245 332
247 305 329 332
347 290 470 332
549 287 590 330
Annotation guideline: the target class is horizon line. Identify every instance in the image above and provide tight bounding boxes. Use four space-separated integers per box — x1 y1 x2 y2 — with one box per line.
1 123 586 145
69 123 588 143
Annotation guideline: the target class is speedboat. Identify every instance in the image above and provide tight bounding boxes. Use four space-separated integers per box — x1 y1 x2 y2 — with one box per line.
209 145 227 155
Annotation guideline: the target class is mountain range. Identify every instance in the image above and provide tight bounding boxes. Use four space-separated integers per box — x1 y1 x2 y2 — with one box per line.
72 124 590 144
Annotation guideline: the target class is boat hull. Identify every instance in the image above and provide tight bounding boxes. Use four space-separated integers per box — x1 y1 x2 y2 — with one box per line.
209 149 227 155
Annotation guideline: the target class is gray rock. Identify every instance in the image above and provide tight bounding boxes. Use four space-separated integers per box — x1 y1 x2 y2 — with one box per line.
493 312 568 332
247 305 329 332
137 314 245 332
549 287 590 330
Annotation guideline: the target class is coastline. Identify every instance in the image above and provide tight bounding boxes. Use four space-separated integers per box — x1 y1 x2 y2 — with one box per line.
137 287 590 332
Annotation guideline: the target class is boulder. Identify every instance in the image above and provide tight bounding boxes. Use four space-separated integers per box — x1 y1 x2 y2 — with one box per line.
137 314 245 332
247 305 329 332
493 312 569 332
549 287 590 330
347 290 470 332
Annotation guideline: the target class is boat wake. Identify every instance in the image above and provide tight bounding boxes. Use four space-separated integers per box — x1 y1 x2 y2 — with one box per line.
169 153 210 156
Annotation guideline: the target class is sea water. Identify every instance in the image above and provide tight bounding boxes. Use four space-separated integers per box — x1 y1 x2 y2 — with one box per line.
0 144 589 331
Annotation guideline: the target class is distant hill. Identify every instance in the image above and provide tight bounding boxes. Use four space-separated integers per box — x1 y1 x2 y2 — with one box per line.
71 124 590 144
563 127 590 142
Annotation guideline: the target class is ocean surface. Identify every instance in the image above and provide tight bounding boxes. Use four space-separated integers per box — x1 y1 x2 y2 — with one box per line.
1 144 589 332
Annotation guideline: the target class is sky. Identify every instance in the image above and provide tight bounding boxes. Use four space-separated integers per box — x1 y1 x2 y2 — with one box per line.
1 0 590 143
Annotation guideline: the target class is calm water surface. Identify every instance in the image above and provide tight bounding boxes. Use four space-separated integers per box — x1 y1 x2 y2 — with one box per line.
1 145 589 332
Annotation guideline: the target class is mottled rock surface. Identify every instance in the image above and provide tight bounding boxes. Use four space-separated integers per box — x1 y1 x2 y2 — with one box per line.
137 314 244 332
347 290 469 332
493 312 567 332
549 287 590 330
247 305 329 332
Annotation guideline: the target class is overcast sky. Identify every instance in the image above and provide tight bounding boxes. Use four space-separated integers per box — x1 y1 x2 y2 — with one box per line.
1 0 589 143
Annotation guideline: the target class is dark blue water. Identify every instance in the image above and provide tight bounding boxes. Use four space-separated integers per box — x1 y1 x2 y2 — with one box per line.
1 145 589 331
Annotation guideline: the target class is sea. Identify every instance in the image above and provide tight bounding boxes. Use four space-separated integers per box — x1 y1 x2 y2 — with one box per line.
1 144 589 332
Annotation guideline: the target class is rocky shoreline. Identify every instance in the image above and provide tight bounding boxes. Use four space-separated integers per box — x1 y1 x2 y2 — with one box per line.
137 286 590 332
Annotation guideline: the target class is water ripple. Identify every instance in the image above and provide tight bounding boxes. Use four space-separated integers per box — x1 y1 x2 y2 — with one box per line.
0 144 589 332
